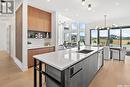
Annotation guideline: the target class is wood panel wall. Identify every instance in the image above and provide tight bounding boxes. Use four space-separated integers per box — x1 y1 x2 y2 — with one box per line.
15 4 23 62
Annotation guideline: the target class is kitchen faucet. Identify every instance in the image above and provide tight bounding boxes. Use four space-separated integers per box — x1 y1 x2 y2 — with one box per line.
78 40 86 50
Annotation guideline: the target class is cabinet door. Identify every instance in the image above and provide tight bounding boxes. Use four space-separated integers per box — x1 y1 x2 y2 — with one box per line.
70 70 83 87
28 6 51 32
98 50 103 70
28 47 55 68
82 53 98 87
82 58 90 87
42 13 51 32
37 10 44 31
28 6 39 30
88 53 98 81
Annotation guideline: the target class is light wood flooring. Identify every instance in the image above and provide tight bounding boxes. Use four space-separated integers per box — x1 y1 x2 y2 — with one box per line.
0 51 130 87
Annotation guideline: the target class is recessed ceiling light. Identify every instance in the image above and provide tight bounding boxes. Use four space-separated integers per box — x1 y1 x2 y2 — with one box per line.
65 8 69 11
99 27 102 29
76 14 79 17
102 27 104 29
92 10 95 13
95 26 98 29
107 27 110 30
115 2 120 6
47 0 51 2
112 24 118 27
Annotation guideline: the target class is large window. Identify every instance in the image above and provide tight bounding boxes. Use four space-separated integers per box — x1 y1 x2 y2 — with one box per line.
109 29 120 47
122 29 130 51
91 30 98 45
64 33 70 42
71 33 78 47
63 22 86 47
79 23 86 45
72 23 78 30
99 30 108 46
90 27 130 53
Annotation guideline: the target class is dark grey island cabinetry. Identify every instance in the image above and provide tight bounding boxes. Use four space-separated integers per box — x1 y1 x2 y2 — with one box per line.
33 46 104 87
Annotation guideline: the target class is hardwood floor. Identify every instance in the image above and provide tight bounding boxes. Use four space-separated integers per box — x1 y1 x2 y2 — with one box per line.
0 51 130 87
89 57 130 87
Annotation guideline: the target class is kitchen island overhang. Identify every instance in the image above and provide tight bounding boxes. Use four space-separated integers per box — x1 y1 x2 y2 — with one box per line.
33 46 104 87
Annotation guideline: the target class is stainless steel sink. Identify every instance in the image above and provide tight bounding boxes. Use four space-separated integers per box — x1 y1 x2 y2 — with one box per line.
77 49 93 54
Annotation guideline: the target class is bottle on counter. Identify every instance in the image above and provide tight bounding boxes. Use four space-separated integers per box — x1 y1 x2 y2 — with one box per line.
46 32 49 38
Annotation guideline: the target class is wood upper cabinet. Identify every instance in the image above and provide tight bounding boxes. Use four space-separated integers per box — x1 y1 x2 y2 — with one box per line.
28 6 38 31
28 47 55 68
28 6 51 32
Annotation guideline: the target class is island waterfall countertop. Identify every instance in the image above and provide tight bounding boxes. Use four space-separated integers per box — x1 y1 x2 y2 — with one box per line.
33 46 104 71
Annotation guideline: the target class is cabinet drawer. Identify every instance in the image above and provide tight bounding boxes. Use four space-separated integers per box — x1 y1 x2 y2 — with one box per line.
46 65 61 82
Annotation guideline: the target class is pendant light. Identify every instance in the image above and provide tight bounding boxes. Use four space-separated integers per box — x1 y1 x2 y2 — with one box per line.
82 0 85 5
82 0 92 10
88 4 92 11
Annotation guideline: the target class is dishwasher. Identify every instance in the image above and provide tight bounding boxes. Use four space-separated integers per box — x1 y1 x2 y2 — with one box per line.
45 61 83 87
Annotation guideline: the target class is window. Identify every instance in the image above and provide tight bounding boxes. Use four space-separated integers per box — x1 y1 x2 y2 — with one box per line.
71 33 78 47
63 22 86 47
79 23 86 45
79 23 86 30
72 23 78 30
99 30 108 46
90 27 130 54
64 33 70 42
79 32 85 45
91 30 98 45
109 29 120 47
122 29 130 51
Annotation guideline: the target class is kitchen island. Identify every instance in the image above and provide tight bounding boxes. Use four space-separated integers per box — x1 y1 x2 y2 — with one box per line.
33 46 104 87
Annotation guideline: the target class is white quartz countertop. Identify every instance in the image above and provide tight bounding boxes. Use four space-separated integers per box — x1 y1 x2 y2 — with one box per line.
33 46 104 71
28 45 54 49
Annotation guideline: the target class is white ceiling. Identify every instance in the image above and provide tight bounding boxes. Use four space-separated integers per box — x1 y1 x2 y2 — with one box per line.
28 0 130 25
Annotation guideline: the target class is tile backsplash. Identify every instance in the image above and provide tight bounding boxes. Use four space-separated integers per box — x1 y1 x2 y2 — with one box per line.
28 38 52 49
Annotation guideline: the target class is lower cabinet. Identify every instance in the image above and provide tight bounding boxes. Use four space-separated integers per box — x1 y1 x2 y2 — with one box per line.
98 50 103 70
82 58 90 87
46 60 83 87
28 47 55 68
82 52 98 87
45 50 103 87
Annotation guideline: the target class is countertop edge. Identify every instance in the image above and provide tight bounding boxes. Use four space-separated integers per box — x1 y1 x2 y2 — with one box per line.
28 46 55 50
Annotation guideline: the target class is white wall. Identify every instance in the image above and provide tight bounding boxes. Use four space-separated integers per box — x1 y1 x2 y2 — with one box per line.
0 21 8 51
0 17 14 54
87 16 130 29
15 0 23 10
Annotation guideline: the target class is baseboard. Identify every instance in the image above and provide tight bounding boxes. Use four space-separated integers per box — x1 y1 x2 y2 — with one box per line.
11 56 28 72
